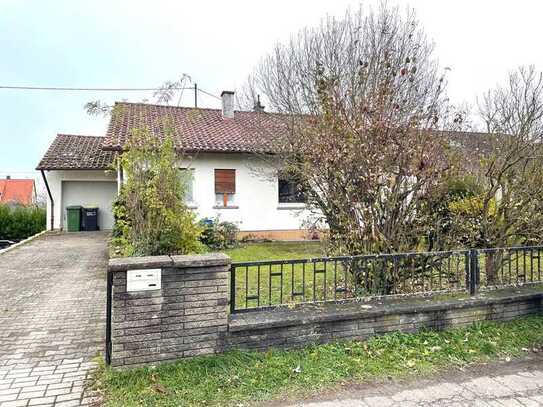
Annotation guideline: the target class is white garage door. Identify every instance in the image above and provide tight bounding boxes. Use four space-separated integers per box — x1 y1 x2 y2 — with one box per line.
61 181 117 230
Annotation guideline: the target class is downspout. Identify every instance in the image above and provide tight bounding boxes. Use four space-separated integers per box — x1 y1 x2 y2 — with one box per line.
40 170 54 230
119 166 124 192
117 159 124 194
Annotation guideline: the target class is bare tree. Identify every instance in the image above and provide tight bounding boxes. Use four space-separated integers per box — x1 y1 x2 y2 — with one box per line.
461 65 543 249
448 66 543 282
85 74 192 116
243 3 456 255
152 74 192 106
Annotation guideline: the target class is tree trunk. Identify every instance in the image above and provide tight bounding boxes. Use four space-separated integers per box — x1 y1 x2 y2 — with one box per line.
485 251 503 286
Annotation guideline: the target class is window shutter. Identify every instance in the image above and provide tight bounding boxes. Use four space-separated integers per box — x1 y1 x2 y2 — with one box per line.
215 169 236 194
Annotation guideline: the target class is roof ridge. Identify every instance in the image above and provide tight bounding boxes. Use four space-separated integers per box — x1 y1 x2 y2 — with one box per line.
114 101 222 112
112 101 288 116
56 133 104 138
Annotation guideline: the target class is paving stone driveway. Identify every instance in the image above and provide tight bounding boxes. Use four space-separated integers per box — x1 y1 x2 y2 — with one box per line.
0 232 108 407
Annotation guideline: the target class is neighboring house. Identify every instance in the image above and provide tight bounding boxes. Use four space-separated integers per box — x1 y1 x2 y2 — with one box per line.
37 91 313 239
0 177 37 206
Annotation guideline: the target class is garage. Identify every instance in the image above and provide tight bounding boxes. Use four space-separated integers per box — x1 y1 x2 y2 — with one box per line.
61 181 117 230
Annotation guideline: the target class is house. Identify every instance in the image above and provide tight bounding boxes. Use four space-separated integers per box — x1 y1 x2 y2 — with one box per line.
36 91 313 239
0 176 37 206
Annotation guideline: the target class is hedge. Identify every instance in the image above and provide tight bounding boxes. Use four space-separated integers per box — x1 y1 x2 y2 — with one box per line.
0 204 46 241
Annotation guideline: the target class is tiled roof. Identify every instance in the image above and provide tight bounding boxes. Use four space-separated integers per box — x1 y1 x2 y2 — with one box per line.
103 102 289 153
36 134 116 170
0 179 35 205
37 104 494 173
103 102 497 156
440 130 494 153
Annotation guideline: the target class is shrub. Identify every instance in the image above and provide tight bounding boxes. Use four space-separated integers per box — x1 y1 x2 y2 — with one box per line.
417 175 484 251
199 217 239 250
0 204 46 241
111 128 203 257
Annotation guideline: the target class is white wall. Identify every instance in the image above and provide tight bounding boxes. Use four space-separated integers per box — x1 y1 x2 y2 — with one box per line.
44 154 313 232
44 170 117 230
61 180 117 230
183 153 312 231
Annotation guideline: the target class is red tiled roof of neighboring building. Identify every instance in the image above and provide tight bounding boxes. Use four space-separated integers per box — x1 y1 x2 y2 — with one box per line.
0 179 35 205
102 102 289 153
36 134 117 170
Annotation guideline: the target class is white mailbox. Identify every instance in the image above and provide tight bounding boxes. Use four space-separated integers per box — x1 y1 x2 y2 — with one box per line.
127 268 162 292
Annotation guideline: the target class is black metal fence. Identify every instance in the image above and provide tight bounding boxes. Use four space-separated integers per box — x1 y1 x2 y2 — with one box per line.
229 245 543 313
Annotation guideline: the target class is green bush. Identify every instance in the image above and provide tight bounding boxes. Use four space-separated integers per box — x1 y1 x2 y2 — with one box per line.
418 175 484 251
0 204 46 241
111 129 203 257
199 217 239 250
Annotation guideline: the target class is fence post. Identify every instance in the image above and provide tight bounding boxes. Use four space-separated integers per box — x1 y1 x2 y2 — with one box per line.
469 249 480 296
464 251 470 292
105 270 113 365
230 264 236 314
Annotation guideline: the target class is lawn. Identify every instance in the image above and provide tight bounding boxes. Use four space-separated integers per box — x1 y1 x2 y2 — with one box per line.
225 241 352 311
224 241 324 262
225 242 469 312
94 315 543 407
224 243 543 312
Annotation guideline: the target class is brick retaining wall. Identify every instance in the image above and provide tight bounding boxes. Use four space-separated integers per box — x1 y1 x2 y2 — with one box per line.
107 255 543 367
226 291 542 352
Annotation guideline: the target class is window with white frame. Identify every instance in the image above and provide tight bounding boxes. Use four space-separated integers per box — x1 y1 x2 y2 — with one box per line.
179 168 195 204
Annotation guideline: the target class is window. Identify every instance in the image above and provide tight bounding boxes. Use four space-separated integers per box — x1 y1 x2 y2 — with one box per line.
215 169 236 207
278 178 305 203
179 168 195 204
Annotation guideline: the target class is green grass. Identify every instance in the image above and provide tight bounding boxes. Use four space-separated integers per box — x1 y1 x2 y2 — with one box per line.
224 243 543 311
226 243 471 311
226 242 351 310
225 241 324 262
95 315 543 407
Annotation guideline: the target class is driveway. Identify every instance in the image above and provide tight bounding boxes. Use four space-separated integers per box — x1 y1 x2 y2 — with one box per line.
0 232 108 407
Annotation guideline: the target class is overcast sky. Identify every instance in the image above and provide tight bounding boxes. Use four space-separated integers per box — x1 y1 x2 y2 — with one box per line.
1 0 543 180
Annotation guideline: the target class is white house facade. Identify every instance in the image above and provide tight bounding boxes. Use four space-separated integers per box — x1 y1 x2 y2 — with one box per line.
37 92 315 240
180 153 311 238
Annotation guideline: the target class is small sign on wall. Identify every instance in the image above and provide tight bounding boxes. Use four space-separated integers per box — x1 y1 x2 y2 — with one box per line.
127 268 162 291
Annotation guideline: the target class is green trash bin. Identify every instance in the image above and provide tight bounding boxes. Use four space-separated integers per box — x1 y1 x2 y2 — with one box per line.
66 206 82 232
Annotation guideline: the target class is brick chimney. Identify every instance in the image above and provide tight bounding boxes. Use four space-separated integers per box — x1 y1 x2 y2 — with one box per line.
221 90 235 119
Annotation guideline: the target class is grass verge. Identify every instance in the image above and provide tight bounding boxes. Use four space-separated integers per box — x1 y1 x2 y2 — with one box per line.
94 315 543 406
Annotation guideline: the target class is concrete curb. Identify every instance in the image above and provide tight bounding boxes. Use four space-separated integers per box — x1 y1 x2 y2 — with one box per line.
0 230 48 255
